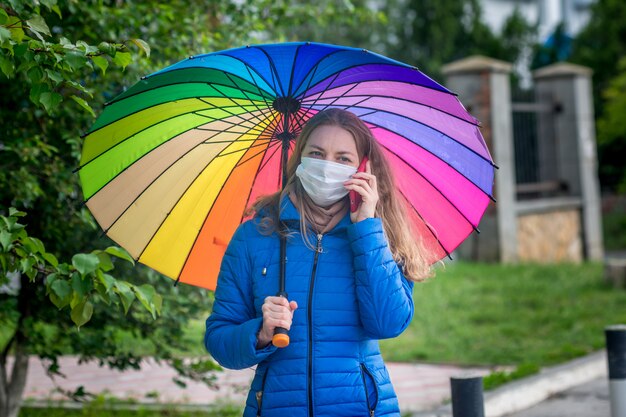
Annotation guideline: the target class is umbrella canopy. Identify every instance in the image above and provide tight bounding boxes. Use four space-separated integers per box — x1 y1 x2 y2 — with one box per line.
78 42 495 290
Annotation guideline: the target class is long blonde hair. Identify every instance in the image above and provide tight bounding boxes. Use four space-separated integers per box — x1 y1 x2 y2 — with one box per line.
252 108 433 282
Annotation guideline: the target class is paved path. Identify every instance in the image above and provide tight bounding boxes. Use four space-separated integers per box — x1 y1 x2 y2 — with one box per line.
21 356 493 412
504 377 610 417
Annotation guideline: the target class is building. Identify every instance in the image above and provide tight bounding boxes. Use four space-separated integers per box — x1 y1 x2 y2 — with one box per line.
480 0 594 40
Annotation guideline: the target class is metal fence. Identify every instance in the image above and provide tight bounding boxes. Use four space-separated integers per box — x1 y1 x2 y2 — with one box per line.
511 86 565 200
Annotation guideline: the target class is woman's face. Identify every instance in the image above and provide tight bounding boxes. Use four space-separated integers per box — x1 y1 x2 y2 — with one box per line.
302 125 359 168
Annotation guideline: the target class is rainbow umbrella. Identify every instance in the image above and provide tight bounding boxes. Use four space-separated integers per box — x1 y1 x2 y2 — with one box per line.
78 42 495 290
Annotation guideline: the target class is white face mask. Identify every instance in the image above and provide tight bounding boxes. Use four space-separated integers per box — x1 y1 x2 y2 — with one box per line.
295 157 357 207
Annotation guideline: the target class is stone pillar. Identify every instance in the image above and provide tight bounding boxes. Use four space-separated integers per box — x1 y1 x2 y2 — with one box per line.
442 56 517 263
534 63 604 260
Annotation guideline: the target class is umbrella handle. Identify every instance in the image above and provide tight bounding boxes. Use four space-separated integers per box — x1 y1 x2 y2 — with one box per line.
272 291 290 348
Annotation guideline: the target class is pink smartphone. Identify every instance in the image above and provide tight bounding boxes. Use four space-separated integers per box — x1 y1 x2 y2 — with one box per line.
350 156 368 213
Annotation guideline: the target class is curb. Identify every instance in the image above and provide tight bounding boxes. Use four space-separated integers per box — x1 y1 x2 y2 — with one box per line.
410 350 607 417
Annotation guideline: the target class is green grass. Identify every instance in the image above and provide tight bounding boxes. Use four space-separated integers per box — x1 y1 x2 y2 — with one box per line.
379 261 626 367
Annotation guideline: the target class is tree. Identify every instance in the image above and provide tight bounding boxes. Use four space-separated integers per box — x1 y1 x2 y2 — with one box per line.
571 0 626 192
596 58 626 193
0 1 384 416
381 0 536 81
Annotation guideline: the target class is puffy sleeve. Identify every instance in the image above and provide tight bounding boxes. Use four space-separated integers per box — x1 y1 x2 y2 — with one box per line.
204 222 277 369
346 217 414 339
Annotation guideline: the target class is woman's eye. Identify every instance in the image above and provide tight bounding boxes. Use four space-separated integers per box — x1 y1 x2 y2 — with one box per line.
309 151 323 157
339 156 352 163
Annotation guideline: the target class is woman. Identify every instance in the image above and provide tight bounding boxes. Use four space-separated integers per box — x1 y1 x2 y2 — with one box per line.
205 108 432 416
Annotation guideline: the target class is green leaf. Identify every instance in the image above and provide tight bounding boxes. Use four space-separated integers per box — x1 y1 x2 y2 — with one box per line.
0 56 14 77
40 92 62 113
114 281 135 314
71 299 93 327
96 271 116 293
20 257 36 274
9 27 24 44
50 279 72 309
0 8 8 25
72 253 99 275
134 284 157 318
43 252 58 267
105 246 134 265
8 208 26 217
25 237 45 254
70 95 95 117
26 15 51 40
130 38 150 57
64 50 88 72
96 252 113 272
27 66 44 84
112 51 132 70
0 230 12 251
0 26 11 43
91 55 108 75
51 5 62 19
45 69 63 84
97 41 115 56
71 272 93 300
29 81 50 106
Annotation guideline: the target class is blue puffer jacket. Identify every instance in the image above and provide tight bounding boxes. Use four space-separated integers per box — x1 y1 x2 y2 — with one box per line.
205 197 414 416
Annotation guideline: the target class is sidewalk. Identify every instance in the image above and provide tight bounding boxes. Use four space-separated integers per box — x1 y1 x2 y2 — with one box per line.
21 351 610 415
21 356 493 412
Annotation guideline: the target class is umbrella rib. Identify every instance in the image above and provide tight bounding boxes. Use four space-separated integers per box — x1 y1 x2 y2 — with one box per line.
238 142 282 224
102 73 273 111
223 72 274 122
293 48 355 100
252 46 286 97
302 90 481 128
214 140 274 159
242 64 278 110
286 43 304 98
77 105 264 172
291 71 343 129
196 97 267 133
134 124 269 263
95 124 262 235
192 111 266 136
206 84 274 128
378 141 481 233
397 187 453 261
297 61 454 98
236 137 281 171
284 107 307 138
176 131 278 285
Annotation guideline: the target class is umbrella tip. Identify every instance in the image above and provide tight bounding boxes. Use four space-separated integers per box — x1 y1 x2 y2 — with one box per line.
173 277 180 287
493 163 500 170
80 132 88 139
188 55 195 59
140 76 146 80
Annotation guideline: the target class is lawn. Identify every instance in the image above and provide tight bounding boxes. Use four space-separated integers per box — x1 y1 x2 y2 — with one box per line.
130 261 626 369
380 261 626 367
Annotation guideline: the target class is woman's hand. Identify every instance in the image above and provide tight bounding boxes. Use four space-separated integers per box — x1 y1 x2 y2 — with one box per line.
344 160 379 223
257 296 298 349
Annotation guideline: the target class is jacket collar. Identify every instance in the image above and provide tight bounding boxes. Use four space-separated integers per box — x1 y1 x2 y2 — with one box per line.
278 195 352 234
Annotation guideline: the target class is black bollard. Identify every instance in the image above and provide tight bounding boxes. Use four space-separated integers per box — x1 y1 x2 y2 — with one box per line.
451 376 485 417
606 325 626 417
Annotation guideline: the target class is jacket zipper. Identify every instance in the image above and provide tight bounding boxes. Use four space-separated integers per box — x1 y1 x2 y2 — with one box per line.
256 367 269 417
308 233 323 417
360 363 376 417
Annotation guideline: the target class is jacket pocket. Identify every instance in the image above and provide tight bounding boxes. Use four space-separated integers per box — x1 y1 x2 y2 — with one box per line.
360 363 379 416
255 366 270 417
